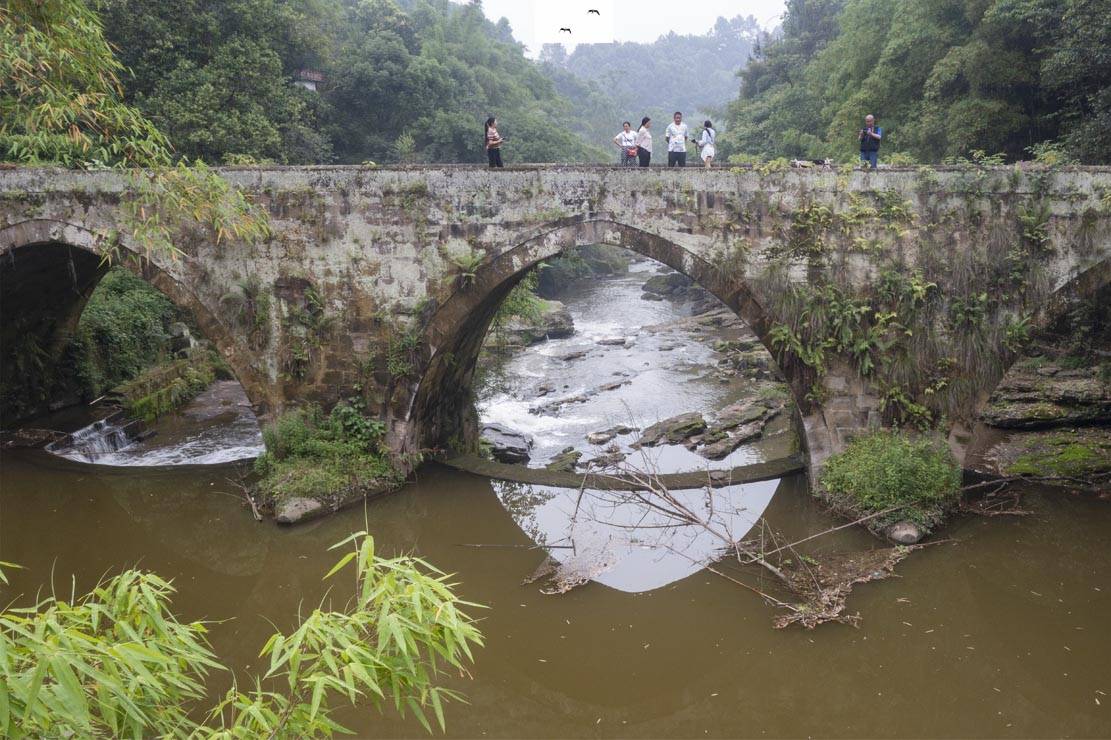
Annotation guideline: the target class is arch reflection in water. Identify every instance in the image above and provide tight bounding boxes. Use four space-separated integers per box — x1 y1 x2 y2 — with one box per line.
494 476 780 593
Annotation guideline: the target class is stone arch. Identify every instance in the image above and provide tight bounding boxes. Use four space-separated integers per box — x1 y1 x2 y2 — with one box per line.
405 216 830 469
0 218 267 421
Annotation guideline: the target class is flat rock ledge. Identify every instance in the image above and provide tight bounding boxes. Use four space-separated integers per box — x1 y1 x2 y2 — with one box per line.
442 453 806 490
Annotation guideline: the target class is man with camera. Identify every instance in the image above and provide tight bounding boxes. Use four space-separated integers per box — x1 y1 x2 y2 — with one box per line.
859 114 883 168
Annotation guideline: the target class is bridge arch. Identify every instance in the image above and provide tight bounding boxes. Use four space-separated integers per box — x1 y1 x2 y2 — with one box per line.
0 219 266 422
406 216 831 469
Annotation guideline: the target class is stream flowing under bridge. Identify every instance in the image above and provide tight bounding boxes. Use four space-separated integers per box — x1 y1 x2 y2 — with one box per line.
2 165 1109 477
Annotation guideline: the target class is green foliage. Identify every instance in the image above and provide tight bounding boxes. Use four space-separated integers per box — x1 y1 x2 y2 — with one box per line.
99 0 603 164
69 268 180 397
0 0 169 167
0 569 220 737
386 330 421 380
0 533 483 737
819 430 961 530
448 248 485 288
1017 201 1052 252
493 271 543 326
121 355 217 422
1026 140 1078 166
117 160 272 262
1003 313 1033 352
255 403 397 505
208 531 484 735
721 0 1111 164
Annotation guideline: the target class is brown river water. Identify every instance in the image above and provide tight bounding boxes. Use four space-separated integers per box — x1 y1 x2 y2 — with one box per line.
2 263 1110 737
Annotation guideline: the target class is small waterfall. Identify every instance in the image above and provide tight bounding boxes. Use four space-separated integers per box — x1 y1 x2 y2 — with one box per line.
46 412 144 463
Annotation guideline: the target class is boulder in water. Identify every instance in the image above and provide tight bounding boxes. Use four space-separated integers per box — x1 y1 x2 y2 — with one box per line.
635 412 707 447
488 300 574 348
275 496 325 525
885 521 924 545
546 447 582 473
642 273 692 297
481 424 533 464
586 430 616 445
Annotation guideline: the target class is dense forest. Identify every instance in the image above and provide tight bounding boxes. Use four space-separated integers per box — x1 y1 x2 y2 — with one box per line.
720 0 1111 164
538 16 762 149
97 0 607 164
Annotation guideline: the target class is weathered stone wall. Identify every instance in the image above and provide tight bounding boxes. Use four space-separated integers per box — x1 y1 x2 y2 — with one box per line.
2 165 1109 474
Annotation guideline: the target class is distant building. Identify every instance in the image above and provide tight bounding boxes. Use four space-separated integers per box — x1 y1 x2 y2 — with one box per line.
294 69 325 92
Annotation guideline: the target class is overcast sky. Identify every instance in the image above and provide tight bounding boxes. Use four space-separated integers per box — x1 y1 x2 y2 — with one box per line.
470 0 787 56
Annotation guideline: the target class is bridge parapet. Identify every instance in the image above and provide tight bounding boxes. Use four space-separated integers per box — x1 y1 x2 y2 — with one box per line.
2 165 1109 474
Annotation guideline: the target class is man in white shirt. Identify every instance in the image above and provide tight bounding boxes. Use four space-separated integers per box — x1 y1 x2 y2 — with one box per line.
665 111 690 167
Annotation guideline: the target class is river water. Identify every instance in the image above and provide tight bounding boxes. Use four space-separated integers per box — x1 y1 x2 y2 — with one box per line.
2 264 1110 737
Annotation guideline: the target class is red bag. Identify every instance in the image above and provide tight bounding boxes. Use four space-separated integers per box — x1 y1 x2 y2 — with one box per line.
626 147 638 157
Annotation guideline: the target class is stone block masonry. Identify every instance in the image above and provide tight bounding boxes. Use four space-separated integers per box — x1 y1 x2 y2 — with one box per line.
2 164 1109 480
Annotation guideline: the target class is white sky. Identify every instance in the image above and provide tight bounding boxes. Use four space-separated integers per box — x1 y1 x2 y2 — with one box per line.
472 0 787 56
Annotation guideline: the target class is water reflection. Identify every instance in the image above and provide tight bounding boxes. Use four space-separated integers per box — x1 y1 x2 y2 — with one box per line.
494 477 779 592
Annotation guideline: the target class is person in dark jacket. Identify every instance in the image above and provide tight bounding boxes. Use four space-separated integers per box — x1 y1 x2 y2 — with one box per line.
859 114 882 168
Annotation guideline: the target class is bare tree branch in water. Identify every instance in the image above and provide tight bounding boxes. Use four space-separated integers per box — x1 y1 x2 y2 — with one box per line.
522 448 947 628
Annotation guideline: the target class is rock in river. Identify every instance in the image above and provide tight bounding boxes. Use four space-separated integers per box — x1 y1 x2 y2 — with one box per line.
481 423 533 464
276 496 324 525
635 412 707 447
885 521 924 545
487 300 574 348
546 447 582 473
587 430 616 445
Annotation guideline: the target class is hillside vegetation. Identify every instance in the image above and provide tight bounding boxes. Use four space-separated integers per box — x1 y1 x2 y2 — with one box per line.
99 0 607 164
721 0 1111 164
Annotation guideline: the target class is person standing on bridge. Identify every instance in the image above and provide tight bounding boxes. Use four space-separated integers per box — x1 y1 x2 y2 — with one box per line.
696 120 716 168
614 121 638 166
665 111 690 167
485 116 504 168
636 117 652 167
859 114 883 169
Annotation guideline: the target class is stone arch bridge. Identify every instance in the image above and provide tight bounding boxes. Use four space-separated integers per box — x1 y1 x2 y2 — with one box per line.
2 165 1108 477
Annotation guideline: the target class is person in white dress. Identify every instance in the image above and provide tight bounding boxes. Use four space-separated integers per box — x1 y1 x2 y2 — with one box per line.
697 120 716 168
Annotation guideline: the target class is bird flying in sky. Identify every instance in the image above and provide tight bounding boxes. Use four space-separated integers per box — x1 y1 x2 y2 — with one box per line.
588 8 600 14
559 27 571 33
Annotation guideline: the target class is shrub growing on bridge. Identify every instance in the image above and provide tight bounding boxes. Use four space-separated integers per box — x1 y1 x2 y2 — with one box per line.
819 430 961 532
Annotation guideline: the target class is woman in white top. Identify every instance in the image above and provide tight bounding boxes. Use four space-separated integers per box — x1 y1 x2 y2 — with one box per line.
613 121 638 166
635 116 652 168
697 120 716 168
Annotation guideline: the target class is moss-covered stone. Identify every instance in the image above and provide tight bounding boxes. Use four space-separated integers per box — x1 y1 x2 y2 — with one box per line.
997 428 1111 479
